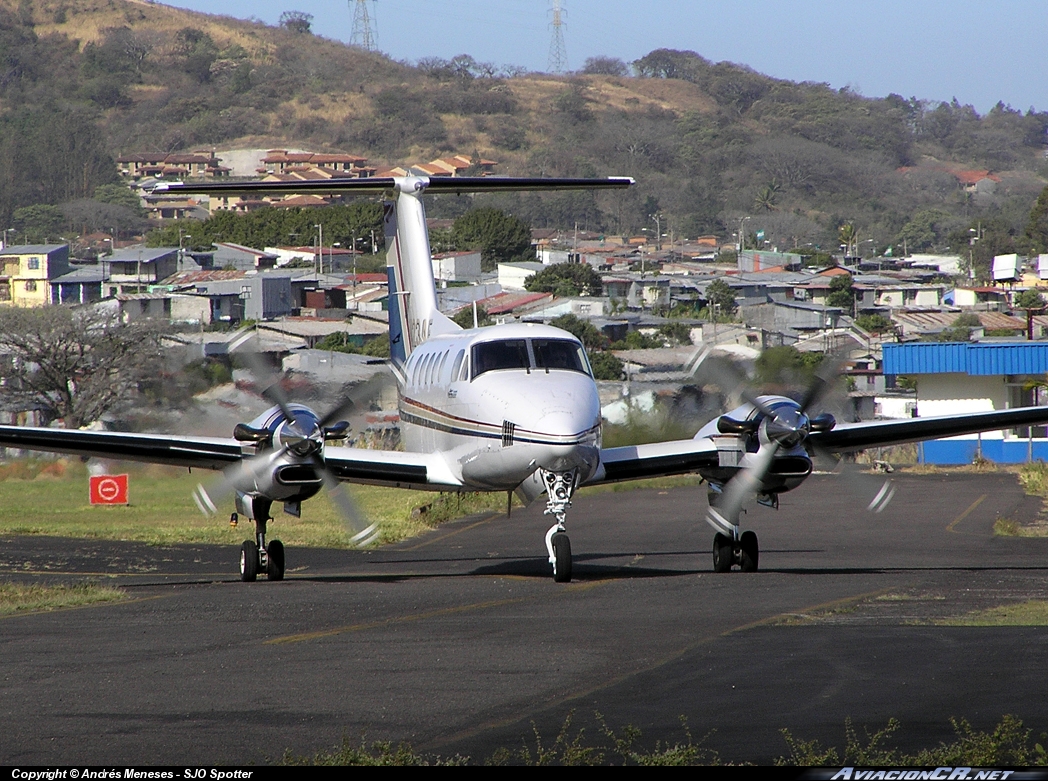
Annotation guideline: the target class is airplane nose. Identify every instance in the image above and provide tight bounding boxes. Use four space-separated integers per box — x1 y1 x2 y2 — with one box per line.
532 409 601 473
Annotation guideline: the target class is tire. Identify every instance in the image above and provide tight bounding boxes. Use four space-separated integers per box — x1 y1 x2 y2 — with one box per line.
552 533 572 583
740 530 759 573
267 539 285 581
240 540 258 582
712 533 733 573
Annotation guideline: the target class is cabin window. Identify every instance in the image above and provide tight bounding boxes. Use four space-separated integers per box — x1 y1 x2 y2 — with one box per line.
450 349 465 383
423 353 435 385
437 350 449 383
531 339 589 375
471 340 530 379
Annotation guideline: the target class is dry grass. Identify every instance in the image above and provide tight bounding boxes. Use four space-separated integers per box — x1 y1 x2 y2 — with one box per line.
936 599 1048 626
0 581 126 615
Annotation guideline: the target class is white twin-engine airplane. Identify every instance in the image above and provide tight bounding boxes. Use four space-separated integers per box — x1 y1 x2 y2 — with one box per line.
3 175 1048 582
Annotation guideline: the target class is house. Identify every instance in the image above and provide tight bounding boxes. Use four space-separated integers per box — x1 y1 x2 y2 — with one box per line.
498 261 545 291
105 247 179 295
883 341 1048 463
115 293 212 325
601 274 671 309
259 150 372 176
50 266 106 305
0 244 70 307
118 151 228 180
432 251 482 284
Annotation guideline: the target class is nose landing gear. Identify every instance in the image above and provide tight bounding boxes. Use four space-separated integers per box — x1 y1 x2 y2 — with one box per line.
541 469 578 582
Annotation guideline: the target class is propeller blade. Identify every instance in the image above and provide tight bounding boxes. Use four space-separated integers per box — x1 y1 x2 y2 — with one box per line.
311 454 380 548
811 445 897 514
706 441 781 533
688 347 778 419
237 351 301 430
192 447 287 516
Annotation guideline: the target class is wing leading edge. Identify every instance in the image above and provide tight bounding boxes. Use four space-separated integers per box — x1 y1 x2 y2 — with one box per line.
808 405 1048 452
590 439 720 485
0 425 449 489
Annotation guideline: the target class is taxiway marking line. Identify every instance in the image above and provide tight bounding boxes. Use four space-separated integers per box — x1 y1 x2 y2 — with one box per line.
946 494 988 533
265 578 609 645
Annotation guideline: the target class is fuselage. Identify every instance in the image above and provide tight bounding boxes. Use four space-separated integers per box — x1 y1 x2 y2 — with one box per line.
397 322 602 491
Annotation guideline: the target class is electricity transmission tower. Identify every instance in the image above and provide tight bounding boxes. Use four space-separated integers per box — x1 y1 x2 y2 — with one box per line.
548 0 567 73
350 0 377 51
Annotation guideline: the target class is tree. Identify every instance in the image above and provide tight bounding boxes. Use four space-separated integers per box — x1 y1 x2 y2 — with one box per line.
11 204 64 243
278 11 314 34
549 313 607 349
754 346 824 388
826 274 854 310
704 279 737 316
580 56 629 77
1025 185 1048 254
0 305 162 428
450 208 533 271
587 350 624 381
855 313 894 334
1014 289 1046 340
452 304 492 329
525 263 604 298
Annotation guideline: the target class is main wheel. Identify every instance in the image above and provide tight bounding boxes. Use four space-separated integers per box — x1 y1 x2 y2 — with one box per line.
240 540 259 582
266 539 285 581
712 533 733 573
552 532 572 583
739 530 759 572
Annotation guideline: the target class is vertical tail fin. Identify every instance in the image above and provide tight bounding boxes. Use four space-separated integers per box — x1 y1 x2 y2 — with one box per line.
384 181 460 368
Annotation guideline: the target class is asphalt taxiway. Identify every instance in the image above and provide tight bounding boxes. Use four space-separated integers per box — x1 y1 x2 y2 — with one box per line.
2 471 1048 764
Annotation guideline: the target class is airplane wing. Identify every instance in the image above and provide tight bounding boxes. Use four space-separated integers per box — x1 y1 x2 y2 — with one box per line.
323 445 461 490
808 405 1048 452
589 438 719 485
0 424 245 470
0 425 460 490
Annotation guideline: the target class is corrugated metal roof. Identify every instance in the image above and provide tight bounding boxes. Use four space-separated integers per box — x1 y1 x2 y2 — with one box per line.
884 342 1048 375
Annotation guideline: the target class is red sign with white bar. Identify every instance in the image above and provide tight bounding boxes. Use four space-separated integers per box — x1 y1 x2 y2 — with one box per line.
89 474 129 505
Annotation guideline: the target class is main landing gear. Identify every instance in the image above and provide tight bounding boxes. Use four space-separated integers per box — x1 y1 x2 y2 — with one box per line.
238 509 285 582
541 468 577 583
707 490 760 573
712 529 759 573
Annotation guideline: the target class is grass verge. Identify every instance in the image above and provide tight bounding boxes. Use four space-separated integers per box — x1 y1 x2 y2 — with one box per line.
935 599 1048 626
994 461 1048 537
281 713 1048 766
0 581 126 615
0 458 508 548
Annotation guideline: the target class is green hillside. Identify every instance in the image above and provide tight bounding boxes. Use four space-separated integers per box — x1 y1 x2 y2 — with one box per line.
2 0 1047 258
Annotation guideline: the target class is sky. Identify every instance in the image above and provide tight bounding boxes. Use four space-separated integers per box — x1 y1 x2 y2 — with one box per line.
165 0 1048 114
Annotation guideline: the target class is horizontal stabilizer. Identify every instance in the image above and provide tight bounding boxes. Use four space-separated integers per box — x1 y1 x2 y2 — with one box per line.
159 175 633 196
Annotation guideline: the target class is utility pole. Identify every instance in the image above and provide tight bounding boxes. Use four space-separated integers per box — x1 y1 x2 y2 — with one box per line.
350 0 377 51
548 0 567 74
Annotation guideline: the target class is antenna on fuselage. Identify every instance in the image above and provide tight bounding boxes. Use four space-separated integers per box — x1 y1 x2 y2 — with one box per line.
472 300 479 329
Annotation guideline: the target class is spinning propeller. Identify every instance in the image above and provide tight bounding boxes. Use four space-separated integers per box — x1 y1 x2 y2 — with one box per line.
690 347 894 533
192 353 384 548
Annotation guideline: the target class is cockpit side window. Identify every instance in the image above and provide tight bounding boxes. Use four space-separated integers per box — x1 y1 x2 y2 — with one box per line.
531 339 590 376
471 340 530 380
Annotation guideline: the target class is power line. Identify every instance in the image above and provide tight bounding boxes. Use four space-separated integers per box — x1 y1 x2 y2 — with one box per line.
548 0 567 74
350 0 378 51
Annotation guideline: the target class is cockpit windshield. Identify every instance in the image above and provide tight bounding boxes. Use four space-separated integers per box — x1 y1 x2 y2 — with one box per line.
471 338 590 380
